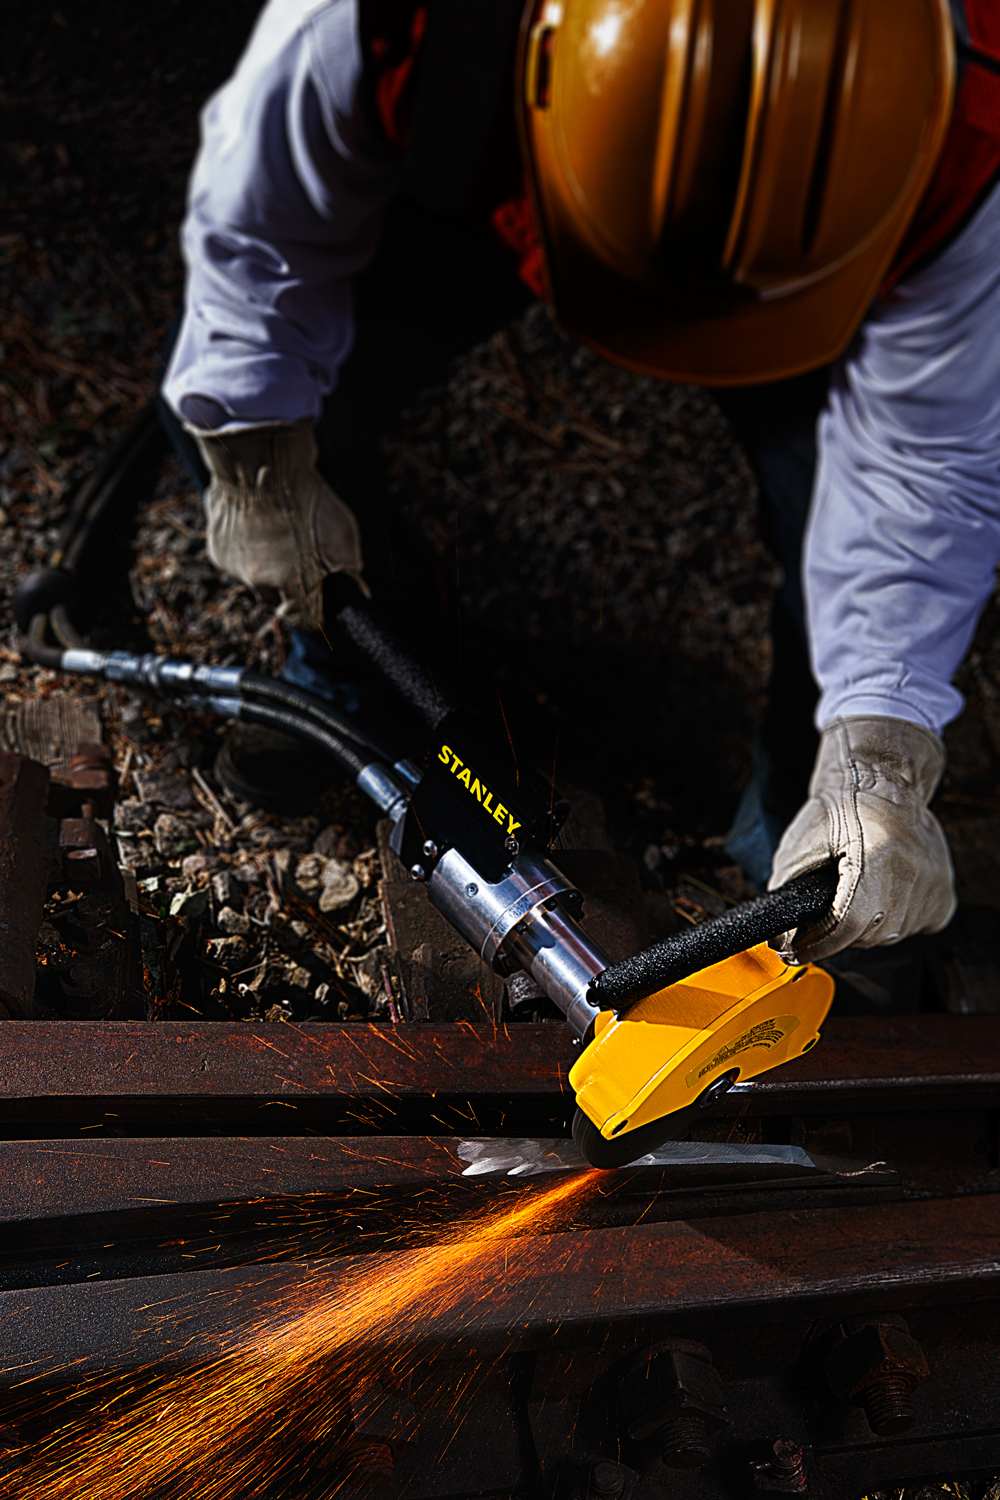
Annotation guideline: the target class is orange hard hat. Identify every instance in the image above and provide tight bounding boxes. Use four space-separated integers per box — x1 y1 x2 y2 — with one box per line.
517 0 956 384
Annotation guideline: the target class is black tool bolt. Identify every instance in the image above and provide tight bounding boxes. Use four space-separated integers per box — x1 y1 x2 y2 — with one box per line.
619 1340 728 1470
823 1316 930 1436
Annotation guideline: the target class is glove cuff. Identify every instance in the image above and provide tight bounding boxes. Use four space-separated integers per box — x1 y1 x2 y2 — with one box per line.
191 422 318 492
813 714 946 805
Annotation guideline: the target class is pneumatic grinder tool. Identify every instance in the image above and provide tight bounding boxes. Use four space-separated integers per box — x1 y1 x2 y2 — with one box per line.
391 713 837 1169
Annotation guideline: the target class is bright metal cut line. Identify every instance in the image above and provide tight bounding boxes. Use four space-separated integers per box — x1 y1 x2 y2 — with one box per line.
4 1171 598 1500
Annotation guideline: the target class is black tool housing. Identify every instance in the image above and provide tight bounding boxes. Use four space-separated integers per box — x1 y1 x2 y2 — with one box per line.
394 711 567 883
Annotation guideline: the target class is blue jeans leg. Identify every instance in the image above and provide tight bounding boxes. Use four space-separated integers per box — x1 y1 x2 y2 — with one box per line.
282 629 367 713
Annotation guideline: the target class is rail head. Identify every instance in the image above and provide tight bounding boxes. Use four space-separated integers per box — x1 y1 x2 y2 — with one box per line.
0 1017 996 1112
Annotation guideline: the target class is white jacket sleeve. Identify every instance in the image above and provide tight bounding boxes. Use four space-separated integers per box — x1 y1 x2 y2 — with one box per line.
161 0 398 433
806 178 1000 736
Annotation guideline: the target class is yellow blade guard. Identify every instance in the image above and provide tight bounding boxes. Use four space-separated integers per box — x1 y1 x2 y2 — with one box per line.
570 944 834 1145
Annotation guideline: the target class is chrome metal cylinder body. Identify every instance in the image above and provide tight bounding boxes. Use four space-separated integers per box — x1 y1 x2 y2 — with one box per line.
427 847 608 1037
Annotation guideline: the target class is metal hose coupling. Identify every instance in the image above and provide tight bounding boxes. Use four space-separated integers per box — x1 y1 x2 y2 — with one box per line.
57 648 410 819
60 649 245 697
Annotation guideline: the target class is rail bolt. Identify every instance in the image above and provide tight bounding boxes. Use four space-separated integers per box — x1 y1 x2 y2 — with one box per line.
751 1438 809 1494
571 1459 639 1500
592 1460 627 1495
619 1339 728 1470
342 1437 393 1489
823 1316 930 1436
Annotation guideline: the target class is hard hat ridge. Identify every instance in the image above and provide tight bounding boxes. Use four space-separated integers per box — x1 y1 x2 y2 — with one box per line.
519 0 956 383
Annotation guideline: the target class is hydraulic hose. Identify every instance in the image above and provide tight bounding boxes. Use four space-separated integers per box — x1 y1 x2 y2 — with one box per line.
235 698 367 778
26 614 66 670
13 402 169 640
17 637 414 820
239 672 395 763
56 403 168 575
50 604 87 651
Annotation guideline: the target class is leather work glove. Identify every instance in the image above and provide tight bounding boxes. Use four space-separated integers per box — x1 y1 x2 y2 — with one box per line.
192 423 368 631
768 715 957 964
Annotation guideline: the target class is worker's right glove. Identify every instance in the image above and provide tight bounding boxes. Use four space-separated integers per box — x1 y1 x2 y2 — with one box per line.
192 423 367 632
768 715 957 964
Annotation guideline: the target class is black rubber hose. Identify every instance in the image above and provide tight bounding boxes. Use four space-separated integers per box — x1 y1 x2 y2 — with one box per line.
589 864 839 1011
57 402 167 574
237 698 368 778
332 602 451 730
50 604 87 650
25 614 65 670
15 403 168 639
240 672 395 763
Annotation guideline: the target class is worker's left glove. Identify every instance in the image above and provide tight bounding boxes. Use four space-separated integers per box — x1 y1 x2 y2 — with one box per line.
768 715 957 964
192 423 367 631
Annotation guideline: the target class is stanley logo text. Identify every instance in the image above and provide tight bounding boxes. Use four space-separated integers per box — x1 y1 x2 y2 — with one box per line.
437 745 523 838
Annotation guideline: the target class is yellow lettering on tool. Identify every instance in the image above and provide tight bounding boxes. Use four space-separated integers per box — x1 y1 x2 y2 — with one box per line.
436 743 526 846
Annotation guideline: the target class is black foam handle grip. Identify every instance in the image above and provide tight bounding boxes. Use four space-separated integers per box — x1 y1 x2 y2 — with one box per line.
589 863 838 1012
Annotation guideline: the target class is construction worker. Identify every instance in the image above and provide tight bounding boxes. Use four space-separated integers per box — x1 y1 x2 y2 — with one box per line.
160 0 1000 966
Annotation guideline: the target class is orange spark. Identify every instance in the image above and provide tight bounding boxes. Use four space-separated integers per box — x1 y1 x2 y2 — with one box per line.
4 1171 598 1500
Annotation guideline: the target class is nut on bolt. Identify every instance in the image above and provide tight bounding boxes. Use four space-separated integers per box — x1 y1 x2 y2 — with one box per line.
570 1460 639 1500
590 1461 629 1497
342 1438 393 1490
751 1439 808 1495
823 1316 930 1436
619 1340 728 1470
340 1375 419 1489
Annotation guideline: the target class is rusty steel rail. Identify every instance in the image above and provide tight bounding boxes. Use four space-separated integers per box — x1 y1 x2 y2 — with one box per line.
0 1136 464 1222
0 1015 997 1115
0 1134 897 1230
3 1193 1000 1386
1 1018 999 1493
